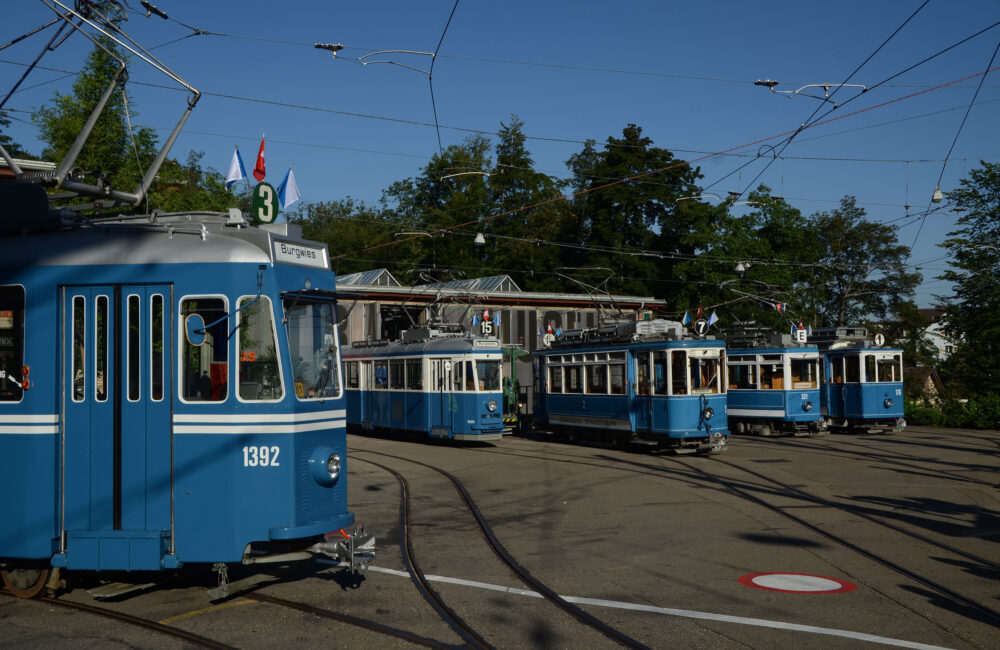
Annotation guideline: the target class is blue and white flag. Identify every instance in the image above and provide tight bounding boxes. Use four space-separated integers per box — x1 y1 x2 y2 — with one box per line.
493 312 500 326
707 310 719 327
225 146 247 190
681 311 692 326
277 166 301 209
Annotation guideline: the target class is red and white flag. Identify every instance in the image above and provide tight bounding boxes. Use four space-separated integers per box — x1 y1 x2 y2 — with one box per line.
253 135 266 182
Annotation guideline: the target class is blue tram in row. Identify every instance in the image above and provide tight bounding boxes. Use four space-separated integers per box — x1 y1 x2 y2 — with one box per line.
0 187 372 597
341 324 505 441
809 327 906 434
725 324 827 436
531 319 728 453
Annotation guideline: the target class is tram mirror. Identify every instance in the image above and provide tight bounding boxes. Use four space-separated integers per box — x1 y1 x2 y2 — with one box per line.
185 314 206 346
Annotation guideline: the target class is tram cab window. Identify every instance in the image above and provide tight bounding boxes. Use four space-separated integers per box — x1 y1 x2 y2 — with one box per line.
284 299 341 400
845 356 861 383
181 297 228 402
670 351 687 395
635 353 650 395
452 360 464 392
875 354 902 382
689 353 722 394
476 360 500 391
790 357 818 389
406 358 423 389
238 296 283 401
465 360 475 391
728 360 757 389
0 286 25 402
864 355 877 383
653 351 668 395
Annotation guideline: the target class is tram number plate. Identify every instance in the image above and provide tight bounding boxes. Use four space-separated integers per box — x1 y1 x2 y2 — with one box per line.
243 445 280 467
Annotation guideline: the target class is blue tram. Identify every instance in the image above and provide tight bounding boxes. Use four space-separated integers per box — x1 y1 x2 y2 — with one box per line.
531 319 728 453
809 327 906 434
342 325 505 442
725 325 827 436
0 186 373 597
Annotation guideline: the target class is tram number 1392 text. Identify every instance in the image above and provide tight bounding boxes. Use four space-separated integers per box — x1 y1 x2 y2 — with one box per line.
243 445 280 467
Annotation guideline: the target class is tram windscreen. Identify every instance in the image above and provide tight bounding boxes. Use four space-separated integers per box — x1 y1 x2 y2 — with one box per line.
790 358 818 388
476 360 501 391
285 300 341 399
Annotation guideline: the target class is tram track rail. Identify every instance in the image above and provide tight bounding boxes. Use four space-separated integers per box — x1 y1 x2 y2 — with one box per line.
469 439 1000 631
0 588 234 649
352 448 650 649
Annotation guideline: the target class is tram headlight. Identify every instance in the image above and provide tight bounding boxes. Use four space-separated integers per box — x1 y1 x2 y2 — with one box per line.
310 446 342 486
701 407 715 421
884 398 894 408
487 399 497 412
803 400 813 411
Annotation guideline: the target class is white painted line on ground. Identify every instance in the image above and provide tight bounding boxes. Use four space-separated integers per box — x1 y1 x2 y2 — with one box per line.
321 561 950 649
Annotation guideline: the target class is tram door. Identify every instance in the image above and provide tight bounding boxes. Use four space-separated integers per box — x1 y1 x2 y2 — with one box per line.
430 358 455 436
359 360 374 427
631 351 652 433
60 285 172 570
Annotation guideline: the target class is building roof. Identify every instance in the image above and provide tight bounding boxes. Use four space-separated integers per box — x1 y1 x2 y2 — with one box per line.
414 275 521 293
337 268 401 287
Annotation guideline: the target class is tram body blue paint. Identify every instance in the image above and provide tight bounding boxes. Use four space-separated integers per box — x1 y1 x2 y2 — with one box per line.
1 214 356 572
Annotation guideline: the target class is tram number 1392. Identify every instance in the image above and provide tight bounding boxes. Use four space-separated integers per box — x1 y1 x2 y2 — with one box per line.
243 445 280 467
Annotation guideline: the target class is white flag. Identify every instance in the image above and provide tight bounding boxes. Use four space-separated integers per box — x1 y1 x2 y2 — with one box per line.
225 146 247 190
277 166 301 209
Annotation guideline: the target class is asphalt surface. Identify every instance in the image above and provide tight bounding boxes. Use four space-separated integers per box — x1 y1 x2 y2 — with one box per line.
2 425 998 649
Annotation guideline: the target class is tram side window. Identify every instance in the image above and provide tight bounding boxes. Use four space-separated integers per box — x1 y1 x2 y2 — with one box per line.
72 296 86 401
830 357 845 383
846 356 861 383
565 365 583 394
0 286 25 402
653 350 668 395
374 360 388 390
238 296 283 401
548 365 563 393
150 294 163 401
345 361 359 388
182 297 228 402
729 363 757 389
452 360 464 392
670 351 687 395
390 359 405 389
586 363 608 394
609 363 625 394
406 358 423 389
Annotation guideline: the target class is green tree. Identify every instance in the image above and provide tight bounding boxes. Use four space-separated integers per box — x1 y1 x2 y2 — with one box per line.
484 115 568 292
937 161 1000 397
381 135 494 280
808 196 921 327
0 110 30 159
565 124 703 300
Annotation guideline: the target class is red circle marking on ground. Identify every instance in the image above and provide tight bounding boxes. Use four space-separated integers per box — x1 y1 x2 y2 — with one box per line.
739 572 858 594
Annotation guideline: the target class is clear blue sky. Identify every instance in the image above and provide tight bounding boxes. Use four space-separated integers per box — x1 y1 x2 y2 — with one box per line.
4 1 999 307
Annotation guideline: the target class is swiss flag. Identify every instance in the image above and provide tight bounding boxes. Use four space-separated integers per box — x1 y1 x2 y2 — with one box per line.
253 136 266 182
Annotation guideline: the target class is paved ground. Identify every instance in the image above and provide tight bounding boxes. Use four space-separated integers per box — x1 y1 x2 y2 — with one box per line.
2 425 998 648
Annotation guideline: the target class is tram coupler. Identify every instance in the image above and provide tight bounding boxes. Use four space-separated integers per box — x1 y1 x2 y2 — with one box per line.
309 524 375 574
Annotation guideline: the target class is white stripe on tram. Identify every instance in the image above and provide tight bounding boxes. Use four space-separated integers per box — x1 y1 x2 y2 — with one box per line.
173 419 345 435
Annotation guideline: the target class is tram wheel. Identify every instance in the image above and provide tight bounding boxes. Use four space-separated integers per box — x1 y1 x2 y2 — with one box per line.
1 567 51 599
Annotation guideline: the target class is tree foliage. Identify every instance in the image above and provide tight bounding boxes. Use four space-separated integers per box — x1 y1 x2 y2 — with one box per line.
937 161 1000 397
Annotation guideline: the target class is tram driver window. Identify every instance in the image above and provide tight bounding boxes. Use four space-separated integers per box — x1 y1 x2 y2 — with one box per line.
0 286 25 402
181 297 229 402
285 299 342 400
237 296 283 401
670 351 687 395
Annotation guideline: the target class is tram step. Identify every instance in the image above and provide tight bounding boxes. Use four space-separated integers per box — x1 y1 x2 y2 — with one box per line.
87 581 157 600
